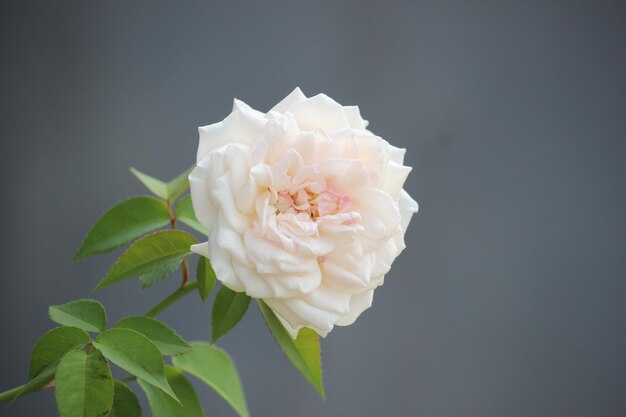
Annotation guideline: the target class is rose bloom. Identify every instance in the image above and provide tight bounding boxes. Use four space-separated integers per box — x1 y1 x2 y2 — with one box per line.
189 88 418 337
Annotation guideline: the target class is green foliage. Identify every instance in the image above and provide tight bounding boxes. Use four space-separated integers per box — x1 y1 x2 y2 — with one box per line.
74 197 170 260
138 366 205 417
54 349 114 417
174 195 208 234
140 260 181 289
212 286 250 342
130 166 194 201
257 301 324 399
93 328 178 401
166 166 195 201
172 342 249 417
109 381 141 417
196 257 217 302
96 230 197 290
130 168 169 200
48 300 107 333
113 316 191 356
29 326 90 379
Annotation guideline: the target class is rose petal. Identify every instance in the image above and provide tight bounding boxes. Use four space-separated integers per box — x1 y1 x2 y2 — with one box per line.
398 188 419 233
342 105 369 130
290 94 350 132
197 107 265 162
232 98 265 118
381 162 412 200
335 289 375 326
353 187 401 253
270 87 308 114
189 165 217 231
208 225 245 292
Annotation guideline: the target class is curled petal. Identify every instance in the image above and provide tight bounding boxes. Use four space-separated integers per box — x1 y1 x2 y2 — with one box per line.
335 289 375 326
398 189 419 233
243 230 319 275
189 165 217 230
208 225 245 292
270 87 307 113
342 105 369 130
353 187 402 253
388 144 406 165
381 162 412 200
291 94 350 132
197 107 265 162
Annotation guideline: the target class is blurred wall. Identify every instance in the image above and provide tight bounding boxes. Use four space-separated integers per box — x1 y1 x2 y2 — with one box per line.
1 1 625 416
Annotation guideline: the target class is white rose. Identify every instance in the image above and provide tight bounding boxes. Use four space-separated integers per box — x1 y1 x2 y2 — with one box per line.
189 88 418 337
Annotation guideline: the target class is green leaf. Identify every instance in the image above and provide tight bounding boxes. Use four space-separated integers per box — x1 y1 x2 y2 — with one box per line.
93 328 178 401
130 166 194 201
74 196 170 260
55 349 114 417
113 316 191 356
212 286 250 342
172 342 249 417
174 195 208 234
96 230 197 290
138 366 204 417
29 326 91 379
140 260 181 289
109 381 141 417
49 299 107 333
257 300 324 399
196 257 217 302
166 166 194 201
130 168 168 199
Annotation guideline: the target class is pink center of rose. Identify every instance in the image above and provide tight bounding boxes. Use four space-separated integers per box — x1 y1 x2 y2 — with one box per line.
276 184 352 221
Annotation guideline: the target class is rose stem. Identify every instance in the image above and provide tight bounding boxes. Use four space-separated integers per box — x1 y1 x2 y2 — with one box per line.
166 197 190 287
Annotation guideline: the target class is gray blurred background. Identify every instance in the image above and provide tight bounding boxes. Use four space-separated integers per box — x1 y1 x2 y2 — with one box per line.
1 1 626 416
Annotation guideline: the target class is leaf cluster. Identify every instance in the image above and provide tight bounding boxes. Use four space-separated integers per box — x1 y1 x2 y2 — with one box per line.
5 165 325 417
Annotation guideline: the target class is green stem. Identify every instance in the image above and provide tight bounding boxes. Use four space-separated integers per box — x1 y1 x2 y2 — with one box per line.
0 384 25 403
165 197 190 287
144 280 198 317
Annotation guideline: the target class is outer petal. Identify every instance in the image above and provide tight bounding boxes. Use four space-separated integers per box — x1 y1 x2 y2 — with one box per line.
335 288 376 326
371 236 401 277
208 218 245 292
342 105 369 130
398 188 419 233
264 297 335 338
197 107 266 162
189 165 217 231
208 145 253 233
380 162 412 200
388 144 406 165
190 241 209 257
352 187 402 253
270 87 308 114
290 94 350 132
232 98 265 118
